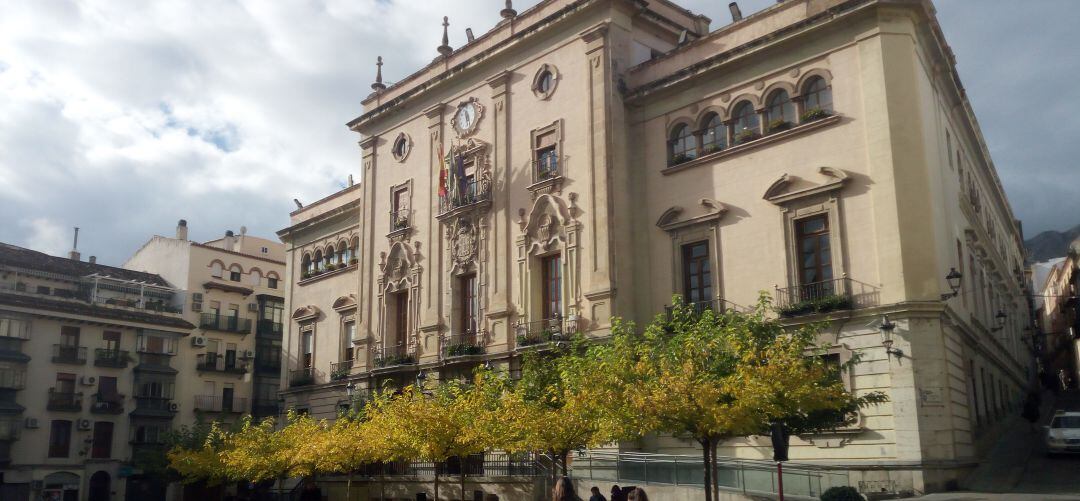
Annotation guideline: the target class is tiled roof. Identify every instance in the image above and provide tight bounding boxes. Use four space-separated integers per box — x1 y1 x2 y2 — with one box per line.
0 292 194 330
0 242 171 287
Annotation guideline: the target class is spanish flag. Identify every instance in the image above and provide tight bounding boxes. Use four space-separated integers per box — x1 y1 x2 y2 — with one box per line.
438 143 449 197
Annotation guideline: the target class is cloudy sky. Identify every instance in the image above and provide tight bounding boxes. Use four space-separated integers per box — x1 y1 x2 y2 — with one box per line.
1 0 1076 265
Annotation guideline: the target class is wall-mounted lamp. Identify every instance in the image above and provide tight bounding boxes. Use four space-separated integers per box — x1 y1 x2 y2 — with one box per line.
879 315 904 360
415 369 427 389
345 381 356 397
991 310 1007 332
941 268 963 300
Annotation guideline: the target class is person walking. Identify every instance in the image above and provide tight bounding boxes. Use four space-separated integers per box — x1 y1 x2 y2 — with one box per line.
588 486 607 501
1022 391 1041 432
627 487 649 501
610 485 624 501
553 476 578 501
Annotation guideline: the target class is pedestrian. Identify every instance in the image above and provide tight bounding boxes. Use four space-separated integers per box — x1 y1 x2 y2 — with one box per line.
1022 392 1041 432
627 487 649 501
610 485 624 501
553 476 578 501
589 486 607 501
1059 369 1070 391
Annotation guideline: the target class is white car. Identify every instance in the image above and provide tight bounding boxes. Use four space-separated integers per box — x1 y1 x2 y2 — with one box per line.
1045 411 1080 455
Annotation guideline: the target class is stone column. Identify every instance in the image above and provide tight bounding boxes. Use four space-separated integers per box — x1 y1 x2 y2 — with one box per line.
487 71 513 344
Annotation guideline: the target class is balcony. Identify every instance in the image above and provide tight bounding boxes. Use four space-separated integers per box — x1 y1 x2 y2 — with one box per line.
0 419 19 441
437 179 492 220
199 313 252 334
665 298 747 319
94 348 131 368
389 208 410 235
288 368 315 388
0 368 25 390
47 389 83 412
442 330 486 359
196 353 248 375
374 344 415 368
774 277 853 318
257 319 283 337
90 394 126 414
193 395 248 414
515 315 566 349
329 359 354 381
133 396 177 413
52 344 87 365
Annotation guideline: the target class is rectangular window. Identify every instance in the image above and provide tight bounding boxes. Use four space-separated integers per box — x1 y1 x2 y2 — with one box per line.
301 331 313 369
103 331 120 351
460 274 478 333
970 360 981 427
48 420 72 458
394 292 409 346
534 131 558 180
37 285 51 295
225 343 237 370
230 271 242 282
91 421 114 459
344 321 357 360
796 215 833 286
56 372 76 394
541 254 562 319
60 326 80 347
98 376 119 400
681 241 712 305
392 187 409 229
267 277 278 289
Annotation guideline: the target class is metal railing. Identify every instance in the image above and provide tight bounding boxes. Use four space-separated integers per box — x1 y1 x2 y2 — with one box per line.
94 348 130 368
194 395 248 413
390 208 410 232
199 313 252 333
774 277 853 317
443 330 485 358
535 154 560 181
515 314 565 347
134 396 176 412
438 178 491 214
289 368 315 388
357 452 543 478
196 353 248 374
252 399 280 418
329 359 355 381
374 344 415 368
0 369 26 390
90 393 125 414
47 389 83 412
52 344 87 364
257 319 283 336
571 451 849 498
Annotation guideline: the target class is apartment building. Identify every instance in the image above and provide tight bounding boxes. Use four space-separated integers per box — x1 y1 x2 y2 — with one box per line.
124 221 286 427
279 0 1033 495
1031 247 1080 391
0 242 193 501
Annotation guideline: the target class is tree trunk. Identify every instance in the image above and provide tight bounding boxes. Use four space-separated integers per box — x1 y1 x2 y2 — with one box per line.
560 450 570 478
710 438 720 501
434 467 440 501
346 471 353 501
460 462 466 501
700 438 713 501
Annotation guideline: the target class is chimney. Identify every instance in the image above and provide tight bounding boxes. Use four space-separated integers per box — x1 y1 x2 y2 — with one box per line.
729 2 743 22
88 256 96 264
69 227 81 261
465 28 475 43
224 230 237 251
176 219 188 241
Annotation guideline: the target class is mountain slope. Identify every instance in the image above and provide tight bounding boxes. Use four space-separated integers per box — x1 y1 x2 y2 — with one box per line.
1025 224 1080 262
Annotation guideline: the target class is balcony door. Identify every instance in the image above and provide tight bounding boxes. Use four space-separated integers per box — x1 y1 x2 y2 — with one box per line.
91 422 113 459
60 326 79 359
681 241 712 306
460 274 478 335
222 385 234 413
392 292 409 347
795 215 833 299
98 376 118 401
541 254 562 320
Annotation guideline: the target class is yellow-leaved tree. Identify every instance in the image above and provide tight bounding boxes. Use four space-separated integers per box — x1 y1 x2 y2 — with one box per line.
166 421 232 485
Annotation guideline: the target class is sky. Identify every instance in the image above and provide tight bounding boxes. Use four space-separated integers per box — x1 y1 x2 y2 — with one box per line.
0 0 1077 265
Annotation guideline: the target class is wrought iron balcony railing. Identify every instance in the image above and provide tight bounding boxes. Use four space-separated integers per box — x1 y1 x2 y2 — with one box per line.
438 178 492 216
442 330 486 358
52 344 87 364
0 369 26 390
329 359 355 381
252 399 280 418
774 277 853 318
288 367 315 388
133 396 176 413
90 393 125 414
196 353 248 374
94 348 131 368
194 395 248 413
665 298 748 319
257 319 283 336
374 343 415 368
47 389 82 412
515 314 566 348
199 313 252 334
390 208 410 232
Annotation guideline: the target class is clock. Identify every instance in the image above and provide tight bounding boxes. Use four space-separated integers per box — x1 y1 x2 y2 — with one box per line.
451 98 484 137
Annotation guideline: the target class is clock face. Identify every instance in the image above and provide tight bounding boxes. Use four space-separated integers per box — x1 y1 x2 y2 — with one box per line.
453 100 482 137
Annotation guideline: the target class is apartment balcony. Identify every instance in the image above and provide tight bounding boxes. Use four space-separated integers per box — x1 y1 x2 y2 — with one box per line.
665 298 748 319
196 353 248 375
774 277 854 318
442 330 486 359
0 368 26 390
199 313 252 334
133 396 177 414
515 315 568 349
90 393 126 414
193 395 248 414
436 179 492 221
94 348 131 368
288 367 315 388
374 344 415 368
388 208 410 236
257 319 283 337
329 359 354 381
51 344 87 365
47 389 83 412
0 418 19 441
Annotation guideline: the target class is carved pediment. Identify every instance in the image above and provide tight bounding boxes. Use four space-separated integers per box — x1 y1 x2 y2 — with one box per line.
332 294 357 311
379 241 421 292
656 199 727 231
764 167 849 205
521 194 574 255
292 305 321 321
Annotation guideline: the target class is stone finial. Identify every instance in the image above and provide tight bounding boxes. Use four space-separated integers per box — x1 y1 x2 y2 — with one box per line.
466 28 475 43
437 16 452 56
371 56 386 92
500 0 517 19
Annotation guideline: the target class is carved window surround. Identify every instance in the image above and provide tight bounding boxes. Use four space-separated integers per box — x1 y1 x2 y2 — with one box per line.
437 138 493 221
297 263 357 286
516 193 582 328
527 120 564 197
764 167 850 291
656 199 728 305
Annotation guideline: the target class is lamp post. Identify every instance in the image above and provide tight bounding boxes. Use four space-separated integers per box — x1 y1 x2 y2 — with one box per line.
941 268 963 300
879 315 903 360
991 310 1007 332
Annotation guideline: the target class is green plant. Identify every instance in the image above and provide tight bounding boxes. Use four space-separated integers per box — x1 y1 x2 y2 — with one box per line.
800 107 832 123
701 144 722 155
778 294 854 318
735 128 761 144
349 258 358 266
669 153 691 165
330 367 349 381
820 486 863 501
447 343 484 357
301 272 311 280
768 119 793 133
394 218 409 230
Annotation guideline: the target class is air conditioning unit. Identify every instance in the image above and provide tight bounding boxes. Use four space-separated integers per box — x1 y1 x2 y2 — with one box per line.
192 336 207 347
192 302 203 312
80 376 96 386
24 417 39 429
192 292 203 302
247 302 259 312
169 402 180 412
241 349 255 359
77 419 92 431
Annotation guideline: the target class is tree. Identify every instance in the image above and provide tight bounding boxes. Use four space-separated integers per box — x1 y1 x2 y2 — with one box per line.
167 421 232 486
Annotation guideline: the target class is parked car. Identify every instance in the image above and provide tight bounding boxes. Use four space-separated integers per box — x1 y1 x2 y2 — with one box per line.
1045 410 1080 455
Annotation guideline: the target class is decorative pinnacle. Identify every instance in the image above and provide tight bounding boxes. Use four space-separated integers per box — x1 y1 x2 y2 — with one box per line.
437 16 452 56
371 56 386 92
500 0 517 19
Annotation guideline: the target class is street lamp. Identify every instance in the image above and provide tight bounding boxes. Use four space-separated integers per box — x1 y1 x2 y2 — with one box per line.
345 381 356 398
879 315 903 360
415 369 427 390
941 268 963 300
991 310 1007 332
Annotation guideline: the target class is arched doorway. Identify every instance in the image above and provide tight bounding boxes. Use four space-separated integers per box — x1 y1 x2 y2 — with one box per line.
42 472 80 501
89 471 111 501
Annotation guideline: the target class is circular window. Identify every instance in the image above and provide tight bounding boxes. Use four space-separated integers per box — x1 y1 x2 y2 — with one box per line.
391 133 411 162
532 64 558 100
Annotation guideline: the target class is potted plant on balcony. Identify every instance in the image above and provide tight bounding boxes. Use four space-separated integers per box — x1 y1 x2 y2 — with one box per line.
735 128 761 144
330 366 349 381
768 119 793 133
326 263 337 272
394 218 409 230
800 107 832 123
701 143 723 155
301 271 311 280
669 153 691 166
349 257 358 266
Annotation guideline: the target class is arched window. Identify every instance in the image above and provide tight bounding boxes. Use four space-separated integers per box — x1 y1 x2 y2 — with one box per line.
765 90 795 133
314 250 324 271
667 123 697 166
249 269 262 286
802 76 832 115
326 245 336 266
699 113 726 154
210 262 223 278
731 101 760 144
338 243 348 264
302 254 312 274
228 264 243 282
350 237 359 265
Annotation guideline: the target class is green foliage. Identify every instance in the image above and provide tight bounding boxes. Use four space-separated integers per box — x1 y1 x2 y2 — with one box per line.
800 107 832 123
769 119 793 132
670 153 692 165
778 294 853 318
736 128 761 144
820 486 864 501
446 343 484 357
